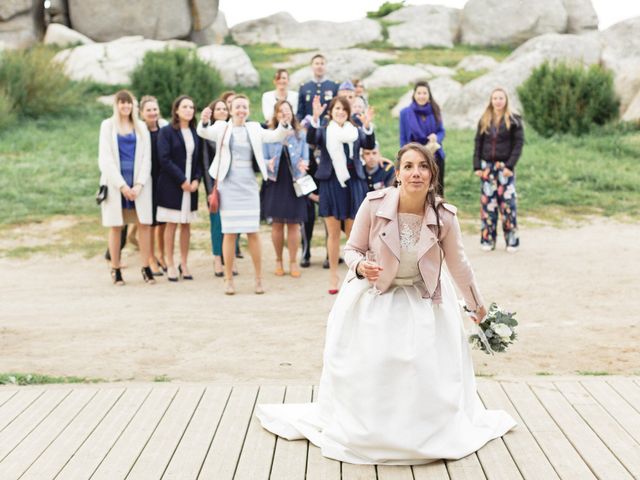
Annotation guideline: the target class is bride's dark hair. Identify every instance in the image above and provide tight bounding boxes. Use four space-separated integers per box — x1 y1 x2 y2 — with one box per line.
395 142 444 239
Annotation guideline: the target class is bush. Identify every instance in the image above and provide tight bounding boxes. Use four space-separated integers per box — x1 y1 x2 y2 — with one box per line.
518 61 619 137
0 46 85 118
367 1 405 18
0 88 16 130
130 48 224 117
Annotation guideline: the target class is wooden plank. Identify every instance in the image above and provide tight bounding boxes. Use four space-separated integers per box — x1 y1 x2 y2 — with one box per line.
0 390 18 408
0 389 43 432
446 453 486 480
477 381 557 480
127 385 205 479
55 387 151 480
0 388 96 480
90 386 178 480
555 381 640 478
413 460 450 480
198 385 259 480
378 464 413 479
530 381 632 479
501 381 595 480
0 389 69 461
582 380 640 444
18 388 124 480
607 378 640 414
270 385 313 480
342 462 378 480
234 385 285 480
306 385 340 480
162 386 231 480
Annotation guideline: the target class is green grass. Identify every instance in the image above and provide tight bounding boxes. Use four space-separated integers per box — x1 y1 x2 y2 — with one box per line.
576 371 610 376
0 373 103 385
453 69 488 85
383 45 512 68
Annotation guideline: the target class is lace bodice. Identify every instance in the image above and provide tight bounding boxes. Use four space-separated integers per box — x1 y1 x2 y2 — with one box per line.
396 213 422 281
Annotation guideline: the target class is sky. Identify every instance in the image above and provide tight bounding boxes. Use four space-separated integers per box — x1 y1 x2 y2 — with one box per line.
220 0 639 31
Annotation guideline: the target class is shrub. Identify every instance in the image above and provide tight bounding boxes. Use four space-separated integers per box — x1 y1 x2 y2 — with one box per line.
0 46 85 118
0 88 16 131
130 48 224 117
518 61 619 137
367 1 405 18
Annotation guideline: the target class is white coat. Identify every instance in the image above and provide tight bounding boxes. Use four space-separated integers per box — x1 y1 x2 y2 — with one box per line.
196 120 289 186
98 118 152 227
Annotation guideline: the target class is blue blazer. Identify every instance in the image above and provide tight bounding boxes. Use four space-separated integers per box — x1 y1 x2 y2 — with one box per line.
307 124 375 181
262 130 309 181
157 125 202 211
297 79 339 120
399 106 446 160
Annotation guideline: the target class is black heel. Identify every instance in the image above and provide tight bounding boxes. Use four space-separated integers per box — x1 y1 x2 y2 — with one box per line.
111 268 124 286
141 266 156 284
178 264 193 280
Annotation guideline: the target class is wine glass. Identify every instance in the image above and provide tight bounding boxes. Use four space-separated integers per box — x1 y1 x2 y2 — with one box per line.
366 251 381 296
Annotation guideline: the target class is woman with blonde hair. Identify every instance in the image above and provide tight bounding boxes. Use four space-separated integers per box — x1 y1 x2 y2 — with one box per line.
197 94 291 295
139 95 169 276
262 99 309 277
473 87 524 252
98 89 154 285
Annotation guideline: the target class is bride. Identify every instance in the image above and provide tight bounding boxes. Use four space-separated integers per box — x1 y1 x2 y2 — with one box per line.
256 143 516 464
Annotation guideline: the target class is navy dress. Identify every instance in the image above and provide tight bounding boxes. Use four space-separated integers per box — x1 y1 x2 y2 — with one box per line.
261 149 307 224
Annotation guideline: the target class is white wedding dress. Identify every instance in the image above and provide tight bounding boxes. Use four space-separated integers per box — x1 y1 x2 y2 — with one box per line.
256 213 516 465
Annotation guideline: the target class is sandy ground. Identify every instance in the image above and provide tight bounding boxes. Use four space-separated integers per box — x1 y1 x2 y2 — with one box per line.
0 218 639 383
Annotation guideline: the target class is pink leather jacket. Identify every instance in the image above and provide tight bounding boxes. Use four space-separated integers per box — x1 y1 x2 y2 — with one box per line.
344 187 485 310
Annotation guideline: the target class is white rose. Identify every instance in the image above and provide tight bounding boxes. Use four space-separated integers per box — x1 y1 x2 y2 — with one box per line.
492 323 512 340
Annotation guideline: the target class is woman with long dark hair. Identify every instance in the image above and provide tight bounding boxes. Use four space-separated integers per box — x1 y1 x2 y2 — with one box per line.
156 95 202 281
399 80 446 194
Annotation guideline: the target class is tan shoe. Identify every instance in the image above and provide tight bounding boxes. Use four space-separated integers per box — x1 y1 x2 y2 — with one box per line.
254 278 264 295
224 279 235 295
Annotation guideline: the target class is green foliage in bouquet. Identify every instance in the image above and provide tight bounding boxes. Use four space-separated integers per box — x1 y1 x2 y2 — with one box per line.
131 48 223 117
367 1 405 18
518 61 619 137
469 303 518 354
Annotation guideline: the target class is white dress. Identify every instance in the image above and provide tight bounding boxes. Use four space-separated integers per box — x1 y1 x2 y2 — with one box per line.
256 213 516 465
156 128 198 224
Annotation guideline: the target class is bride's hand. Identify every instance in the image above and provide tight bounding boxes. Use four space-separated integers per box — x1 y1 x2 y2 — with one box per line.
472 305 487 324
357 260 383 281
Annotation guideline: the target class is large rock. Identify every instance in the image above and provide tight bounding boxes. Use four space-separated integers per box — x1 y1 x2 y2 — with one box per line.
196 45 259 87
600 17 640 112
416 64 456 78
391 77 464 117
284 49 397 88
0 0 30 21
385 5 461 48
562 0 598 33
190 10 228 45
621 89 640 122
44 23 93 47
456 55 499 72
190 0 219 31
68 0 193 41
53 36 197 85
444 33 601 128
47 0 69 25
461 0 568 46
0 11 38 49
363 64 434 90
231 12 383 49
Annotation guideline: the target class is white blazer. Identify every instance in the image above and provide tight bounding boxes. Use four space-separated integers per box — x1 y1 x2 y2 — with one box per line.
98 118 152 227
261 90 299 121
196 120 289 185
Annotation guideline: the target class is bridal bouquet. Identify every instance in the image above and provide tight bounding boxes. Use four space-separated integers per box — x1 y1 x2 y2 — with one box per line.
467 303 518 355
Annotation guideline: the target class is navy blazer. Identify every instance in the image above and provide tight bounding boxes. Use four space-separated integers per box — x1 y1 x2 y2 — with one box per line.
157 124 202 212
307 124 375 181
297 79 338 120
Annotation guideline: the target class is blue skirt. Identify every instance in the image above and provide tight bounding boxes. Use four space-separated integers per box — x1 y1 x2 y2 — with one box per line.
318 170 367 220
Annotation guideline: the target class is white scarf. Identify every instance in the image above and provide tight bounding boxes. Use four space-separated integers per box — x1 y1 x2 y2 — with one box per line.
326 120 359 187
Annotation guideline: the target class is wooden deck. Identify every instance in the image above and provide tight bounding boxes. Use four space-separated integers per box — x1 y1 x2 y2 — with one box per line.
0 377 639 479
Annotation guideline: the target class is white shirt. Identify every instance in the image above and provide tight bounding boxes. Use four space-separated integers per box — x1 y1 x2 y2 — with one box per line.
261 90 299 121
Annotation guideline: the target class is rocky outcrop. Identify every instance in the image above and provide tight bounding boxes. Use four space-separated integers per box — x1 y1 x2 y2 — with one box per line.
562 0 598 33
0 10 38 50
190 10 228 45
461 0 568 46
44 23 93 47
0 0 31 21
444 33 601 128
230 12 383 49
384 5 460 48
197 45 259 87
67 0 219 42
363 65 434 90
456 55 499 72
285 49 396 88
621 90 640 122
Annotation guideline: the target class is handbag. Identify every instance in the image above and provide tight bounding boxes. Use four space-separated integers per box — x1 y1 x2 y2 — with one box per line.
284 147 317 197
208 123 230 214
95 185 108 205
